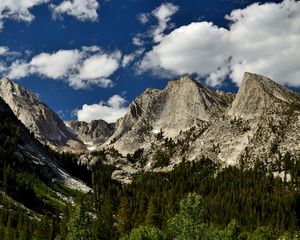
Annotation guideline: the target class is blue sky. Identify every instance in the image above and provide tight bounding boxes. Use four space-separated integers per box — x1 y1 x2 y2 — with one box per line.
0 0 299 123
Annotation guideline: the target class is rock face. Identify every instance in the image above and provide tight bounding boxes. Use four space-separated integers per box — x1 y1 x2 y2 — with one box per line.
0 97 91 192
2 73 300 184
227 72 300 118
0 78 85 152
66 120 115 150
80 72 300 183
103 75 234 153
186 72 300 166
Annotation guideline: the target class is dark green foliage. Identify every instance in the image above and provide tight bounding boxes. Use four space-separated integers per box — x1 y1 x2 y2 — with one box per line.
168 193 207 240
122 226 166 240
49 150 92 186
153 150 170 168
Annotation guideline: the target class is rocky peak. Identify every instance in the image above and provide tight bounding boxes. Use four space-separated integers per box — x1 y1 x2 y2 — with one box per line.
66 119 115 148
227 72 300 118
103 75 234 153
0 78 85 151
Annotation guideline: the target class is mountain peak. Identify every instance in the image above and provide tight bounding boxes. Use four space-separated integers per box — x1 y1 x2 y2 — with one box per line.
166 75 204 90
104 75 234 153
227 72 300 118
0 77 85 151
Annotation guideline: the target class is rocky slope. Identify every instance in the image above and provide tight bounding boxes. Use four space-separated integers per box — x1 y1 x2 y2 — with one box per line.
66 119 115 150
103 75 234 154
79 73 300 183
0 96 91 192
0 78 85 152
182 72 300 166
2 73 300 184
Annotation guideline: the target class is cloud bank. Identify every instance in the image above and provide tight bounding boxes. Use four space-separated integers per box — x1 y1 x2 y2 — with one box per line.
77 95 127 123
139 0 300 87
0 0 99 30
5 46 121 89
50 0 99 22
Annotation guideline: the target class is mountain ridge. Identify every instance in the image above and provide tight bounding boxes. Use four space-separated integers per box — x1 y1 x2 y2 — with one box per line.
2 72 300 183
0 78 86 152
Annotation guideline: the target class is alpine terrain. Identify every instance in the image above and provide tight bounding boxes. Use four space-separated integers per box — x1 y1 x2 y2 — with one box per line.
1 72 300 239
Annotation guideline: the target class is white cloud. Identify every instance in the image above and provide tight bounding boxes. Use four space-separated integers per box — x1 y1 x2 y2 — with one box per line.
0 0 49 30
122 54 136 68
132 36 144 47
121 49 144 68
50 0 99 22
137 13 150 25
77 95 128 123
0 46 9 55
6 47 122 89
139 0 300 87
7 60 30 79
30 50 81 79
0 0 99 30
78 52 120 79
151 2 179 43
134 3 178 47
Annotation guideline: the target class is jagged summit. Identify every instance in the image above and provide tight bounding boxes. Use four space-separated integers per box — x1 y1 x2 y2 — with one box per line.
66 119 115 150
0 78 85 151
227 72 300 118
103 75 234 153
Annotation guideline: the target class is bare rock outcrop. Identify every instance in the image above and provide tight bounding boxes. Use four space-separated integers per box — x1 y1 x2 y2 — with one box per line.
66 119 115 150
103 75 234 154
0 78 85 152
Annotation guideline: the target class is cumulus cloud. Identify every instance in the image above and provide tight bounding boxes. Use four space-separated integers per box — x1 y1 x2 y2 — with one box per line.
0 0 99 30
50 0 99 22
6 47 122 89
121 49 144 68
139 0 300 87
0 0 49 30
137 13 150 25
132 36 144 47
77 95 127 123
133 3 178 46
30 50 81 79
0 46 9 55
151 2 179 43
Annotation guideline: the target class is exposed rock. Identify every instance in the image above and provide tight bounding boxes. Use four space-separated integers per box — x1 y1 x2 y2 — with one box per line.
187 72 300 166
66 119 115 150
0 97 91 192
103 75 234 154
227 72 300 118
3 72 300 185
0 78 86 152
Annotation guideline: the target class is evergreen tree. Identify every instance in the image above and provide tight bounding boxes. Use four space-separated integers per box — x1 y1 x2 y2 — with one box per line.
117 196 132 237
66 205 96 240
168 193 207 240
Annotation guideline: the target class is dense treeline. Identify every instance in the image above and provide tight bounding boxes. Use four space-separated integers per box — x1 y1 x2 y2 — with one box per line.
0 110 87 239
91 158 300 239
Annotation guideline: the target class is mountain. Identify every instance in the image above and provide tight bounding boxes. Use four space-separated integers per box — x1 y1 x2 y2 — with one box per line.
77 73 300 183
227 72 300 118
186 72 300 166
1 72 300 238
0 96 90 192
0 78 86 152
2 73 300 183
103 75 234 154
66 119 115 150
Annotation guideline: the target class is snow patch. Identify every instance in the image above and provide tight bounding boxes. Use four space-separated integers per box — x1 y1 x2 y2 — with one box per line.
87 146 96 151
152 129 160 134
